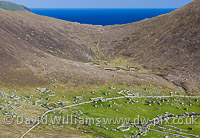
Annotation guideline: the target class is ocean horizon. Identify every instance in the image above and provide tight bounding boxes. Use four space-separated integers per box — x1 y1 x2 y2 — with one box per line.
31 8 176 26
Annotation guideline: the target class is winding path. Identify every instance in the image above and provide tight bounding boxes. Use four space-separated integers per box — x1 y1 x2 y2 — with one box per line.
20 95 200 138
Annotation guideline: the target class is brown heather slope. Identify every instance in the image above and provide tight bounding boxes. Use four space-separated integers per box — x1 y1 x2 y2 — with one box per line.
0 0 199 94
99 0 200 94
0 8 166 89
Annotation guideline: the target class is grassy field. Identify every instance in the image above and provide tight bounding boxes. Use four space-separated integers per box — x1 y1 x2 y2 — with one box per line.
0 83 199 138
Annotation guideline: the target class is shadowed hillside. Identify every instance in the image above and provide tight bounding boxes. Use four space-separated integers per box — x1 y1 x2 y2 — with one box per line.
0 0 199 94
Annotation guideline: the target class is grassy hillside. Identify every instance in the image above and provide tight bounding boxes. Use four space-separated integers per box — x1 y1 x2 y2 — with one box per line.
0 1 29 11
0 0 200 138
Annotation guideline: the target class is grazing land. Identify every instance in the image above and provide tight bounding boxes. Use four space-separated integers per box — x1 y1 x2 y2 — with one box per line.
0 0 200 137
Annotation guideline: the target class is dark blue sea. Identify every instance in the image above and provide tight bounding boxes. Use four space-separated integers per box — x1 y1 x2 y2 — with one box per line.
31 9 175 26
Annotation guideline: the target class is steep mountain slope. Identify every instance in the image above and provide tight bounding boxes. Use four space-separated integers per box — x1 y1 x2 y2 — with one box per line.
0 0 199 94
0 1 30 11
0 9 151 88
0 1 200 138
99 0 200 94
